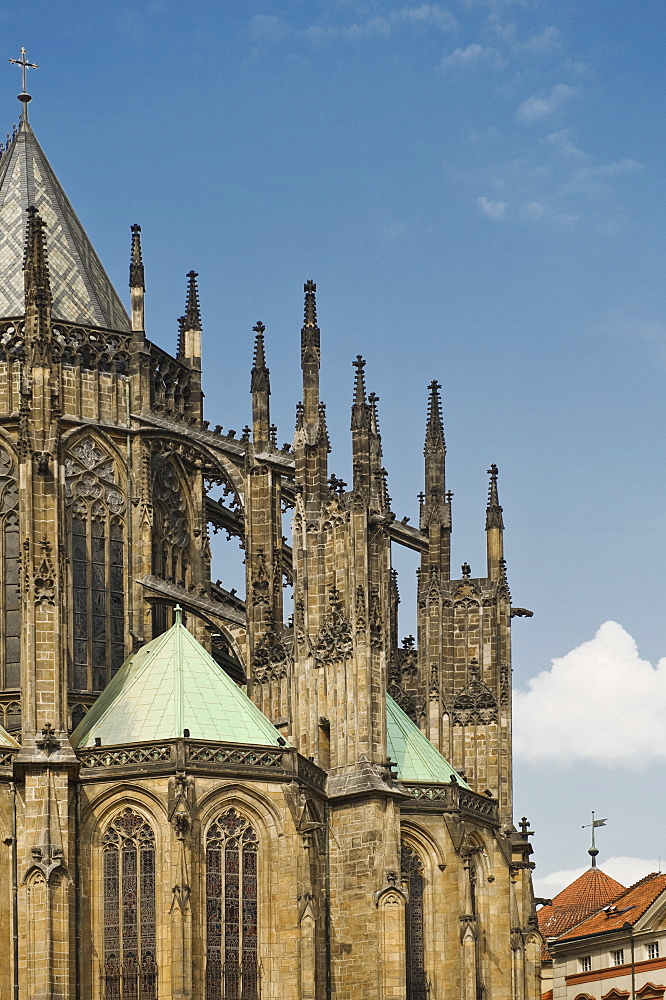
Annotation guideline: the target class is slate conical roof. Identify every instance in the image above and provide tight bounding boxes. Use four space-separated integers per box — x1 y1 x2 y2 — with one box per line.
386 694 469 786
0 120 130 330
71 618 288 749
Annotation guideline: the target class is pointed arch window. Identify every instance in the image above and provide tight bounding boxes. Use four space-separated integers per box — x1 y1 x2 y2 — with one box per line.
401 843 427 1000
206 808 259 1000
65 437 126 692
102 808 157 1000
0 446 20 691
151 454 191 637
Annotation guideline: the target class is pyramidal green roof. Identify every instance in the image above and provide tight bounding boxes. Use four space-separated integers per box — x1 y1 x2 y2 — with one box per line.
386 694 469 787
71 617 287 749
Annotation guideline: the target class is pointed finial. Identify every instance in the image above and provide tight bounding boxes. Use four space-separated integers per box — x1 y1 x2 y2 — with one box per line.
9 47 38 123
23 206 51 299
129 224 145 290
174 604 183 625
304 279 317 326
425 380 446 455
485 463 504 530
184 271 201 330
251 321 270 394
368 392 381 436
353 356 367 405
582 812 607 868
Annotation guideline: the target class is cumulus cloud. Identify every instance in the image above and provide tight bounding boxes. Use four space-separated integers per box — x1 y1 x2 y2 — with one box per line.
533 856 660 899
518 201 579 226
516 83 576 122
477 196 507 219
514 622 666 765
443 42 504 68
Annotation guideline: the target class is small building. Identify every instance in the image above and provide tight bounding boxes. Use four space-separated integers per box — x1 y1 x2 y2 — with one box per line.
549 872 666 1000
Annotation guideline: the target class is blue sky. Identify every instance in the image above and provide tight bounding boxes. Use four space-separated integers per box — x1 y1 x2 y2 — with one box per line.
6 0 666 890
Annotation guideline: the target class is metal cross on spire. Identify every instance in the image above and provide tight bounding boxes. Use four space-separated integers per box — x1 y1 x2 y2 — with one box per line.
9 46 38 122
582 811 607 868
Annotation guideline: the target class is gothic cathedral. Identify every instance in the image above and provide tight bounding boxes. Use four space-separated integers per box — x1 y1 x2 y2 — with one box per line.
0 80 541 1000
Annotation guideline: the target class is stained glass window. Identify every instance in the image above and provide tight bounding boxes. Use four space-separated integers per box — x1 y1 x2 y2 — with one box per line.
65 437 126 692
401 843 427 1000
103 808 157 1000
206 808 259 1000
0 446 20 691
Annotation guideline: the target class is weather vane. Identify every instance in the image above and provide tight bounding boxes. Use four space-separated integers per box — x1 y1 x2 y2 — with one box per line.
582 811 607 868
9 47 38 123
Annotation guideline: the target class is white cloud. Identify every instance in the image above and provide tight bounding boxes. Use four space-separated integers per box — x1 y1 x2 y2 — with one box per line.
304 4 455 41
520 200 546 220
533 856 660 900
514 621 666 765
545 128 592 162
443 42 504 68
516 83 576 122
248 14 290 42
597 158 643 176
477 196 507 219
512 25 559 55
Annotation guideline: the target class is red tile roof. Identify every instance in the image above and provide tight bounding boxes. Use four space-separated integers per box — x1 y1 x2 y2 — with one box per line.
558 872 666 941
542 991 553 1000
538 866 625 942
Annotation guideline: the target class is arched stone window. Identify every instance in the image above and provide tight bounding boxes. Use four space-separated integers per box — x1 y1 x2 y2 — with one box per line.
102 808 157 1000
0 446 20 690
151 454 191 636
401 843 427 1000
206 808 259 1000
65 437 125 692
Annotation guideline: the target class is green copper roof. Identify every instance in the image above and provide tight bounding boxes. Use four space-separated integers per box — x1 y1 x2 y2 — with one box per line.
71 617 288 749
0 721 19 748
386 694 469 787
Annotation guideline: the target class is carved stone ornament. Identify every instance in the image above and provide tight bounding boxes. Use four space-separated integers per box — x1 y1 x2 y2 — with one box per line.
251 546 270 606
252 627 291 683
452 660 497 726
313 589 353 667
33 539 56 606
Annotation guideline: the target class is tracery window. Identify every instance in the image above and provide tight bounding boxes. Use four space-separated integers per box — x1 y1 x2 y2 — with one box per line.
65 437 125 692
102 808 157 1000
206 808 259 1000
151 455 191 637
0 447 20 690
401 843 427 1000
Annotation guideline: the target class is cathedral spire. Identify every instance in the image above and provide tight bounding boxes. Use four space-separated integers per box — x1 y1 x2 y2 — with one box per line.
420 379 451 578
251 321 271 451
485 463 504 579
129 223 145 332
185 270 201 332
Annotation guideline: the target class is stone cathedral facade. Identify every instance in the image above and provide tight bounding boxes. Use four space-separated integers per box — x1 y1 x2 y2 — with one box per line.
0 99 541 1000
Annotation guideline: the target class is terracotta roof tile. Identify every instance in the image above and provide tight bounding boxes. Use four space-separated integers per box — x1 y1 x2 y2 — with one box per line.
558 872 666 941
538 867 625 943
542 991 553 1000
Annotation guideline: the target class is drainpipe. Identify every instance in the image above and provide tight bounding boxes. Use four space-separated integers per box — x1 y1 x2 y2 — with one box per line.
74 781 81 1000
11 780 18 1000
627 924 635 1000
324 800 331 1000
